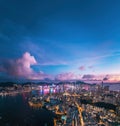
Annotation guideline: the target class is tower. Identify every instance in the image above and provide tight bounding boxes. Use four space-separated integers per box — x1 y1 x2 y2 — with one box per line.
102 81 103 89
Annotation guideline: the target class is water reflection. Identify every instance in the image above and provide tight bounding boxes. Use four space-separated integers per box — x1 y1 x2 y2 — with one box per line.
0 90 55 126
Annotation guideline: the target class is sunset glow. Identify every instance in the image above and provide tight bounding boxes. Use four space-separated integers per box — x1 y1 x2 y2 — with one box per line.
0 0 120 83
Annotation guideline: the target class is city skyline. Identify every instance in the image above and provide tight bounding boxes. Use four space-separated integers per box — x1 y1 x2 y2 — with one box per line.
0 0 120 82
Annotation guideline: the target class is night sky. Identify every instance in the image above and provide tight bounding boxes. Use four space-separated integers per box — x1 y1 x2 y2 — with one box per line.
0 0 120 82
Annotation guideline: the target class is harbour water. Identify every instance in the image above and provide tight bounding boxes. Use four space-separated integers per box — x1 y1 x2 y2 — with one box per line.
0 91 54 126
103 83 120 91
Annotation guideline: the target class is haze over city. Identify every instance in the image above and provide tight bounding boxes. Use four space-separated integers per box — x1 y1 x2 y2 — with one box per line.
0 0 120 82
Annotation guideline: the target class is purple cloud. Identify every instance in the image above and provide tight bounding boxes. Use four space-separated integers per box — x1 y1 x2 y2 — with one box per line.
79 66 85 71
0 52 36 77
0 52 51 80
102 74 120 82
103 75 109 81
56 73 120 82
55 72 76 81
82 74 120 82
103 77 108 81
82 74 95 80
55 72 82 81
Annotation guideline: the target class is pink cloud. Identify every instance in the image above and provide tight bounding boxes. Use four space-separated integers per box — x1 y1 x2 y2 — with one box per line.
81 74 120 83
0 52 51 80
79 66 85 71
55 72 120 82
55 72 82 81
55 72 76 81
79 65 94 71
103 74 120 82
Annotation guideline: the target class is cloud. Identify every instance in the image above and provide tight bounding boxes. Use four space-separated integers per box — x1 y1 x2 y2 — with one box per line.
82 74 95 80
82 74 106 81
1 52 120 82
55 72 82 81
0 52 51 80
78 65 94 71
103 74 120 82
103 77 108 81
27 71 52 80
82 74 110 81
103 75 109 81
20 42 68 66
0 52 36 77
79 66 85 71
81 74 120 82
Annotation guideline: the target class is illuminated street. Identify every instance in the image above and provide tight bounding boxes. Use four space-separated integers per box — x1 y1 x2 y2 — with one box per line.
26 83 120 126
